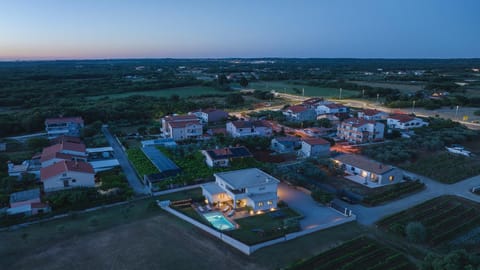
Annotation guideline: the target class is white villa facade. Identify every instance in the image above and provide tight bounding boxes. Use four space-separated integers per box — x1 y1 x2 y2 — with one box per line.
337 118 385 144
387 115 429 130
226 121 272 138
162 115 203 141
201 168 279 211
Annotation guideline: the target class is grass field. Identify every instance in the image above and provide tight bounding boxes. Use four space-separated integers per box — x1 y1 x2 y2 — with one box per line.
248 81 358 98
88 85 225 100
0 197 367 270
377 195 480 246
288 236 416 270
349 80 424 94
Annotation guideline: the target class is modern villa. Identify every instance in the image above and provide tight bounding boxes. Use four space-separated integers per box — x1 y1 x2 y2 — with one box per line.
201 168 280 212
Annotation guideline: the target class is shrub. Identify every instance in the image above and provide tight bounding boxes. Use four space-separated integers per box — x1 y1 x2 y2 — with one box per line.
405 221 426 243
311 189 334 204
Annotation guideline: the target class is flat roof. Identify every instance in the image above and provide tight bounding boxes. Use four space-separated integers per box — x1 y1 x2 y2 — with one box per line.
214 168 279 189
86 147 114 153
10 188 40 204
201 182 226 195
248 192 277 203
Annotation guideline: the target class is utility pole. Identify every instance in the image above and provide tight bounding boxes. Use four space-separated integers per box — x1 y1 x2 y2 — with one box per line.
376 93 379 104
339 88 342 99
302 88 305 97
455 105 459 120
412 100 416 114
362 89 365 98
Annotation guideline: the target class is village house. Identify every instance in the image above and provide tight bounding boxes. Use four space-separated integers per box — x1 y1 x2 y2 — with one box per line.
332 154 403 186
45 117 84 139
337 118 385 144
226 120 272 138
201 168 279 211
302 127 335 138
6 188 50 216
357 109 388 121
201 146 252 167
282 105 317 121
41 160 95 192
161 115 203 141
271 136 301 153
300 137 330 157
315 103 349 115
189 108 229 123
301 97 325 109
387 114 429 130
40 141 87 167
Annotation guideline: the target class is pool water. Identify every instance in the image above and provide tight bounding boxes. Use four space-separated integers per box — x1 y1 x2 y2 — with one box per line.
203 212 235 231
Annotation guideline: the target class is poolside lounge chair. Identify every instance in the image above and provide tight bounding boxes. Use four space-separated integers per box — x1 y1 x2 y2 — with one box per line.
198 206 205 212
205 205 212 211
222 206 230 213
227 209 235 217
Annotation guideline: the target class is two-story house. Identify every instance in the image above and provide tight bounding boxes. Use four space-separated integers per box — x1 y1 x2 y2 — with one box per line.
282 105 317 121
226 120 272 138
41 160 95 192
358 109 388 121
337 118 385 144
316 103 349 115
162 115 203 141
301 97 325 109
45 117 84 139
201 168 280 211
189 108 229 124
387 114 429 130
271 136 301 153
40 141 87 167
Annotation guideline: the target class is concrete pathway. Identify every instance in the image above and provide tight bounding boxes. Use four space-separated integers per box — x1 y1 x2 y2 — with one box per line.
278 183 348 230
334 171 480 225
102 126 149 195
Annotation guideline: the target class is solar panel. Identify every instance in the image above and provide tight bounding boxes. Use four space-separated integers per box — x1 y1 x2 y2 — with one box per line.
141 146 180 172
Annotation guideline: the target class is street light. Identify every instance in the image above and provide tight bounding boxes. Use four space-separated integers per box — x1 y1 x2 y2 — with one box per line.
362 89 365 98
455 105 459 120
412 100 416 114
339 88 343 99
376 93 379 104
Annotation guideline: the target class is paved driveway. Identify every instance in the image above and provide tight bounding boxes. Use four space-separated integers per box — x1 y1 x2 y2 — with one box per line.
334 170 480 225
278 183 348 230
102 127 148 195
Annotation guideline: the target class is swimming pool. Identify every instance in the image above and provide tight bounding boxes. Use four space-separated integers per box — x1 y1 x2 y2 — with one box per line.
203 212 235 231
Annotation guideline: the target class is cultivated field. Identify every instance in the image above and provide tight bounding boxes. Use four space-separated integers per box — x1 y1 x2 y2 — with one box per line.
288 236 416 270
377 196 480 246
249 81 358 98
88 85 225 100
0 199 366 270
349 80 424 93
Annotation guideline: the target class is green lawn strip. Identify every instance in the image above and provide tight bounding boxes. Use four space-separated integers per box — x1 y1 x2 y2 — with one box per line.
155 188 203 202
88 85 224 100
126 147 159 177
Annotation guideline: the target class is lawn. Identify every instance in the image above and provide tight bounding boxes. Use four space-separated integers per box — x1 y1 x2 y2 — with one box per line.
88 85 225 100
248 81 358 98
400 152 480 183
288 236 416 270
376 195 480 246
126 147 159 177
155 187 203 202
349 80 424 94
225 208 302 245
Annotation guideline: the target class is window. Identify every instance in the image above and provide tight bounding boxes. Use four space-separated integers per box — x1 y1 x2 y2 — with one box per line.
258 202 264 207
267 201 273 205
389 175 395 182
259 187 265 191
72 179 76 183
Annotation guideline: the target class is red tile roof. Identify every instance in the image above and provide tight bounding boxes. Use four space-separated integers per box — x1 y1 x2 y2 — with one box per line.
45 117 84 125
334 154 393 174
41 142 86 158
361 109 384 116
40 152 85 163
286 105 309 113
41 160 94 181
388 114 415 123
302 137 330 145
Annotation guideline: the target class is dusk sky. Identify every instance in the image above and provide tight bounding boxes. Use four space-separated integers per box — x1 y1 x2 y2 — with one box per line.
1 0 479 60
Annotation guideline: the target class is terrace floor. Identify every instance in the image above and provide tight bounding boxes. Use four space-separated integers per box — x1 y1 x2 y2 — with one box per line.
277 183 348 230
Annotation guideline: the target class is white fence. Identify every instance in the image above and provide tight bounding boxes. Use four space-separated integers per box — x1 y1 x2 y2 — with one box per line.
159 201 356 255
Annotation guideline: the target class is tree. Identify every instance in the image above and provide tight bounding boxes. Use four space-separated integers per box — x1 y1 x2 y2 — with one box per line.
422 249 480 270
217 74 229 86
405 221 426 243
239 76 249 88
225 93 244 106
26 137 49 152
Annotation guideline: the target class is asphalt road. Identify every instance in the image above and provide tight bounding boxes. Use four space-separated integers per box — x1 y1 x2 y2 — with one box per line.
334 171 480 225
102 126 148 195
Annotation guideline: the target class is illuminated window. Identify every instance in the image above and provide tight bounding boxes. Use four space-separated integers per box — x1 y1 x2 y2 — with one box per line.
267 200 273 205
389 175 394 182
258 202 264 207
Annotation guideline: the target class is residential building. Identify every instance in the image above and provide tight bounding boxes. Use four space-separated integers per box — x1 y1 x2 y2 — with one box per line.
302 97 325 109
201 146 252 167
282 105 317 121
300 138 330 157
161 115 203 141
270 136 301 153
190 108 229 123
332 154 403 186
7 188 50 216
337 118 385 144
387 114 429 130
40 141 87 167
201 168 280 211
226 120 272 138
45 117 84 139
302 127 335 138
41 160 95 192
315 103 349 115
358 109 388 121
